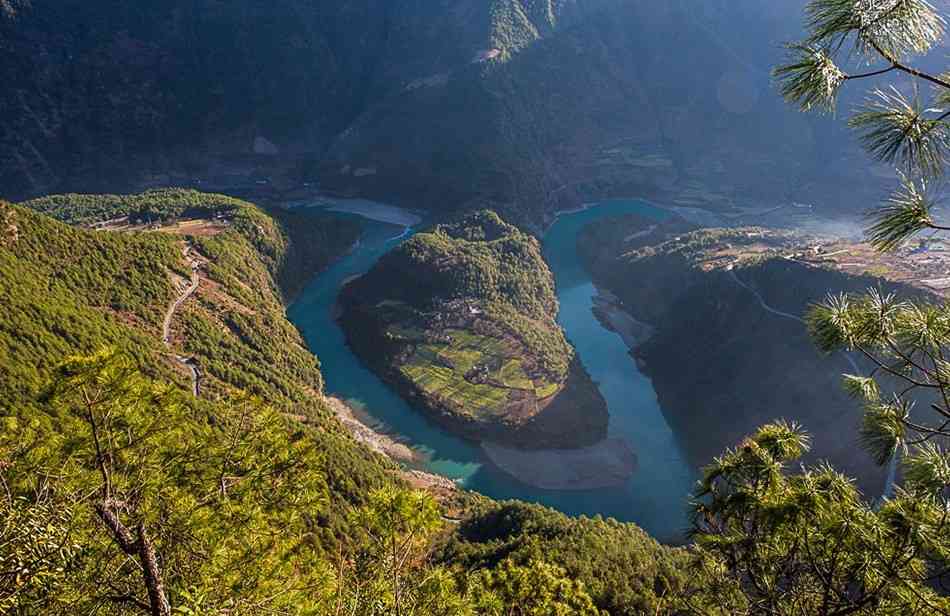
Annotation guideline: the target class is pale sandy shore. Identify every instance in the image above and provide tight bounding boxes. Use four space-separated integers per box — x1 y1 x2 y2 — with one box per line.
320 198 422 226
591 287 654 348
482 439 637 490
326 396 416 462
326 396 459 497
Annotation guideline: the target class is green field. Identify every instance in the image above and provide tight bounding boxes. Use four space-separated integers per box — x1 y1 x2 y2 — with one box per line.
400 362 510 418
494 359 534 390
535 382 560 399
396 328 563 418
398 330 514 418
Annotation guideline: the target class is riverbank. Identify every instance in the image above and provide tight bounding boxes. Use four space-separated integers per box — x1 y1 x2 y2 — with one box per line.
294 197 423 227
326 396 416 462
326 396 461 500
591 287 654 350
482 439 637 490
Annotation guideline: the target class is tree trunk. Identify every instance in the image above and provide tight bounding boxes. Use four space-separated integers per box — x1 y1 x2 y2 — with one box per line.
95 502 171 616
137 523 171 616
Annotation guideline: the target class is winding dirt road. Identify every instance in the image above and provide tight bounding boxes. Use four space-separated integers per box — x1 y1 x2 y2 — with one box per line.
163 245 201 397
727 268 807 323
727 268 860 373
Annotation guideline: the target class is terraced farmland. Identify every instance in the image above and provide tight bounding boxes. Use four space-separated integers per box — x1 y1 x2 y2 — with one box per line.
397 328 560 420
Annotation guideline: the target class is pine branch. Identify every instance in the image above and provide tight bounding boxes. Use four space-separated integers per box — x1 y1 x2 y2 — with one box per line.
851 88 950 179
857 0 945 60
866 172 944 250
775 45 847 111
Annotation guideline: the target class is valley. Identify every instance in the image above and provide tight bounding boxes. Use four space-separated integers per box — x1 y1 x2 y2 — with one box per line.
6 183 945 607
284 194 946 539
4 184 947 610
5 1 950 612
4 189 694 612
288 198 696 542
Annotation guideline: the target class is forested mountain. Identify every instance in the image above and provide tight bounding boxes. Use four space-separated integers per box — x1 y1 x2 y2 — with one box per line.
0 193 394 610
5 1 950 612
1 0 880 223
576 215 937 493
322 0 847 222
0 0 612 201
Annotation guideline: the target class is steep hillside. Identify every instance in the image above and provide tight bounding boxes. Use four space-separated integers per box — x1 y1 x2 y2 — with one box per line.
7 191 389 524
1 193 690 614
577 217 930 493
0 196 403 611
0 0 609 201
318 0 879 223
339 210 608 449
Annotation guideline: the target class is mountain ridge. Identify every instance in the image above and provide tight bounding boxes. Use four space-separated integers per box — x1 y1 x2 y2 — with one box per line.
3 0 888 228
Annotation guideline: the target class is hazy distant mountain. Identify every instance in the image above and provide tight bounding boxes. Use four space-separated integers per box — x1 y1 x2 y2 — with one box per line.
2 0 882 220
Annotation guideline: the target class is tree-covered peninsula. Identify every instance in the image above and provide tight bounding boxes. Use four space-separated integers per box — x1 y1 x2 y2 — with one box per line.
340 210 608 450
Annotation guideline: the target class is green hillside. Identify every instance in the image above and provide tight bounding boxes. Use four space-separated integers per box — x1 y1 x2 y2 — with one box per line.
0 196 396 611
4 191 387 515
0 193 688 614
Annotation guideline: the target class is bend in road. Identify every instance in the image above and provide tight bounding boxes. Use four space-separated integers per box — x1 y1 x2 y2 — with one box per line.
163 244 201 397
727 267 899 501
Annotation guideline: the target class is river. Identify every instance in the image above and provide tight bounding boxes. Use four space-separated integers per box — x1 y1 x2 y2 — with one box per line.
287 199 697 543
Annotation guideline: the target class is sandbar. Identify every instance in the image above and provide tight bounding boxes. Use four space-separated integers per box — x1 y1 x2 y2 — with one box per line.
482 438 637 490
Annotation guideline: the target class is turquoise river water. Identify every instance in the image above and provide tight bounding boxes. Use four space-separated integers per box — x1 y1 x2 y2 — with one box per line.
287 199 697 542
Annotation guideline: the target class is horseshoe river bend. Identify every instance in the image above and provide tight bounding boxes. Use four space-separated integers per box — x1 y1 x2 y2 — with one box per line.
287 199 696 543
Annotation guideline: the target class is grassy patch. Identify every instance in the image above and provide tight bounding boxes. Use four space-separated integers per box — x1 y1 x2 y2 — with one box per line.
494 359 534 390
387 324 426 342
400 360 510 418
535 382 560 399
397 329 520 418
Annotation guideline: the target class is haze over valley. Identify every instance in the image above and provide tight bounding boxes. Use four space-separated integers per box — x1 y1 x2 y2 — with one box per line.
2 0 899 222
3 1 950 614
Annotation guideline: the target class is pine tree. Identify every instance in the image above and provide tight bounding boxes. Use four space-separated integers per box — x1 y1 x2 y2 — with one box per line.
686 421 950 615
687 3 950 613
772 0 950 493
